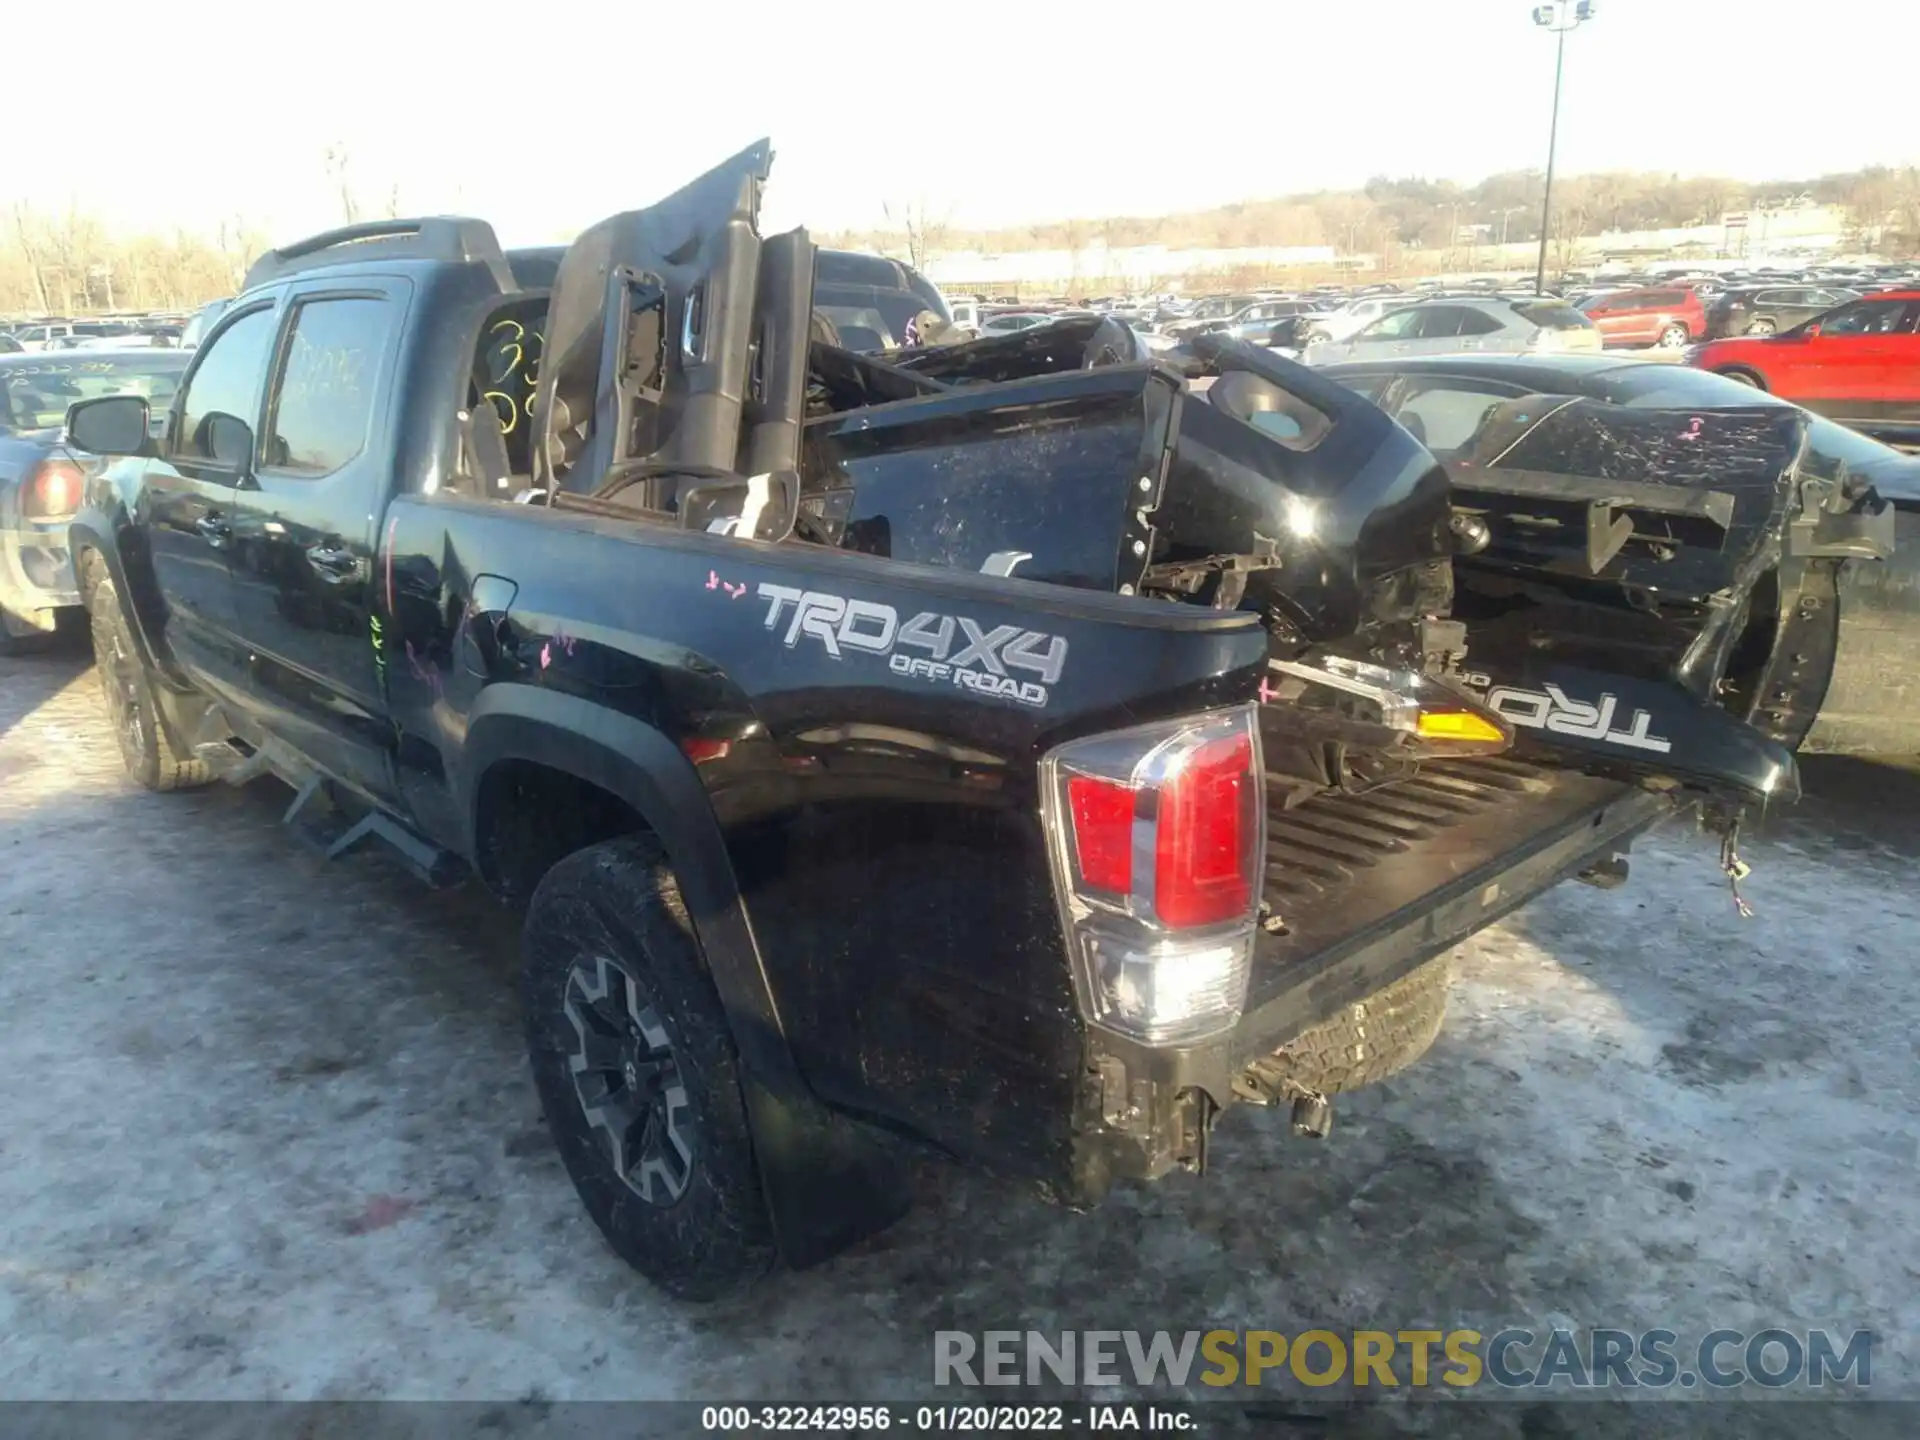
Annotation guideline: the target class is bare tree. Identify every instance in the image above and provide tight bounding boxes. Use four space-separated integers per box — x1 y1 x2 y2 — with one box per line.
325 143 360 225
11 204 52 312
881 198 952 271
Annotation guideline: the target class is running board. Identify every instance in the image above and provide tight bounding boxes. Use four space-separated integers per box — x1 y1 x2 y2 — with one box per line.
192 730 464 888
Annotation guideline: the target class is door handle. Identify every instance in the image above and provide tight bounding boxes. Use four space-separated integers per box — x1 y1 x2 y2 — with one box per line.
195 514 231 546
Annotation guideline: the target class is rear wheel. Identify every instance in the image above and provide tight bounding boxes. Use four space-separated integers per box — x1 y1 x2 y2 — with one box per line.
80 554 210 791
1745 317 1777 337
522 836 775 1300
1715 367 1767 389
1656 322 1690 349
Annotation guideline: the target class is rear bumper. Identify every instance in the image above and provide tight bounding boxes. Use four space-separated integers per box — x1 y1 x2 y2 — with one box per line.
1063 758 1680 1202
0 524 80 630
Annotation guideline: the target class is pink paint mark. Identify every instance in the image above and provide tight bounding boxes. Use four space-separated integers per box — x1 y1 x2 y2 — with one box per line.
344 1194 416 1236
539 642 552 670
1258 676 1281 705
1678 416 1705 442
706 570 721 590
723 581 747 599
404 641 442 697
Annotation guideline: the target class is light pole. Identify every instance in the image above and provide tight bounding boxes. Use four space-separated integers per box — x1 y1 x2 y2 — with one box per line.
1532 0 1595 294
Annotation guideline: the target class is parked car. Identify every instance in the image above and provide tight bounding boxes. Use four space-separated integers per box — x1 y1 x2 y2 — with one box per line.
1687 290 1920 440
58 141 1837 1300
1297 293 1422 346
975 310 1057 337
1160 293 1265 340
811 248 954 352
1315 351 1915 762
1707 285 1859 339
8 320 135 353
179 298 231 350
0 348 189 650
1303 297 1601 365
1575 286 1708 349
1189 299 1327 349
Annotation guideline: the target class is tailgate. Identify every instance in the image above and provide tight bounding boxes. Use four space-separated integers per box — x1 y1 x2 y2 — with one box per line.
1080 753 1679 1117
1243 755 1673 1045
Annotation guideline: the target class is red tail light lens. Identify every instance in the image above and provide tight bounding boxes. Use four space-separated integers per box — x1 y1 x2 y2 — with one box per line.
1154 730 1257 928
1041 706 1265 1045
1067 774 1135 895
21 458 86 519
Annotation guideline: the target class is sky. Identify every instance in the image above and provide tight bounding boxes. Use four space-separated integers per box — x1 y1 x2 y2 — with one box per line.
17 0 1919 248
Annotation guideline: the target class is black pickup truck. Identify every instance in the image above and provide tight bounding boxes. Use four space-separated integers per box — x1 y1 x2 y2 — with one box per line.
62 141 1891 1299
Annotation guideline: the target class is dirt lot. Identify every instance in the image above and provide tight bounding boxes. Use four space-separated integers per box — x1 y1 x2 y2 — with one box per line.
1 645 1915 1431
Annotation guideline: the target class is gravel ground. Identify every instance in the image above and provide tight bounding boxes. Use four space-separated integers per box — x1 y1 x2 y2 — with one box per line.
0 644 1915 1434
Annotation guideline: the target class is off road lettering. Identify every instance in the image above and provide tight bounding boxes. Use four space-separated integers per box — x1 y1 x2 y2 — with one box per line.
756 584 1065 706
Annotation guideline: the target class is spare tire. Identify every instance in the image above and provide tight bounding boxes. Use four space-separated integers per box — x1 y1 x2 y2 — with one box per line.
1239 955 1451 1098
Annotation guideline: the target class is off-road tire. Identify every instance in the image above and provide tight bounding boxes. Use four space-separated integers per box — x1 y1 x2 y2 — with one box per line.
1254 955 1452 1095
522 836 775 1300
80 554 210 791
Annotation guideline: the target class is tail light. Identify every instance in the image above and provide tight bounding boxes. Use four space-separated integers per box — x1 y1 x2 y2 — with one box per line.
19 457 86 519
1040 706 1264 1045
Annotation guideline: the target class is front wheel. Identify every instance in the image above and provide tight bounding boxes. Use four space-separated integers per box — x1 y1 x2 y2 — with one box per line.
1715 367 1766 389
522 837 775 1300
81 554 209 791
1745 317 1777 337
1656 323 1690 349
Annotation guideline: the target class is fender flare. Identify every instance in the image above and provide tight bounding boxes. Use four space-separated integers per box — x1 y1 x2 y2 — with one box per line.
458 684 911 1267
458 684 793 1086
67 514 161 671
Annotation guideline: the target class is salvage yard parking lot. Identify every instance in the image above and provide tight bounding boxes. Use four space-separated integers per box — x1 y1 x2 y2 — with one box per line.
2 646 1915 1424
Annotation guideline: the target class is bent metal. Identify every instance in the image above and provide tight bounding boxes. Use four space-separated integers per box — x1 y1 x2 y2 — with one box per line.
757 583 1069 707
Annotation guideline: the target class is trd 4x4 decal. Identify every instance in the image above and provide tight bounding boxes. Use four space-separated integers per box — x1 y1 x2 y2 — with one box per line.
1466 675 1674 755
756 584 1067 708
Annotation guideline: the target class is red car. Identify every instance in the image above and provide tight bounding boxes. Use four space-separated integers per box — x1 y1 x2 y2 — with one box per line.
1686 290 1920 434
1574 286 1709 349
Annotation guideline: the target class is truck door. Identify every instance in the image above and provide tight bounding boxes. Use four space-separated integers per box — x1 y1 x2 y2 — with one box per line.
142 299 284 706
222 279 409 804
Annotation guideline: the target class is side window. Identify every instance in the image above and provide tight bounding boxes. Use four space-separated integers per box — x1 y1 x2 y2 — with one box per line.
1822 300 1907 336
1454 309 1505 337
263 297 393 475
1392 381 1520 455
1411 307 1467 339
1359 308 1425 341
177 306 278 465
1331 372 1394 402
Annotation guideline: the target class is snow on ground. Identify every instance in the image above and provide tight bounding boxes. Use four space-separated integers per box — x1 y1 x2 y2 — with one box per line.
0 647 1915 1432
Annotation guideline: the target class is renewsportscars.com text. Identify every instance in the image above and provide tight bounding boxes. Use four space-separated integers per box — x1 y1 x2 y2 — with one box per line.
933 1328 1874 1391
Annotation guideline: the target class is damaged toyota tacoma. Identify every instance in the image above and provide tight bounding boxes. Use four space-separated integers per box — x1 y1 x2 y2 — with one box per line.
62 142 1894 1299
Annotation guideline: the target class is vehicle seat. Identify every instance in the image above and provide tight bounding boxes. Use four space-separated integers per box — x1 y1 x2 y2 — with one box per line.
462 399 518 498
